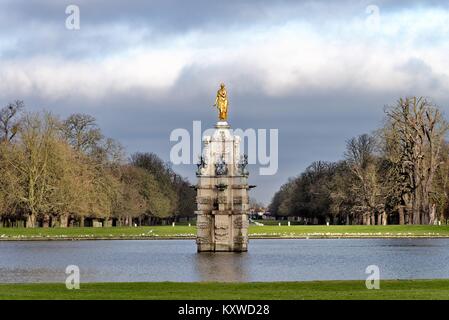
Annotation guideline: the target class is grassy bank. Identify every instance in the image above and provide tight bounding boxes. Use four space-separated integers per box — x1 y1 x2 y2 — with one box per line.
0 225 448 240
1 280 449 300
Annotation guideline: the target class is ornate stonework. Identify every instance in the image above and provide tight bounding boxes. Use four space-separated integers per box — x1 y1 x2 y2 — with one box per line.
195 120 252 252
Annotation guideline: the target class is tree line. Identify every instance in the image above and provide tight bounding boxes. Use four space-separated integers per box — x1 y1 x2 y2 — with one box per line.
0 101 195 228
269 97 449 225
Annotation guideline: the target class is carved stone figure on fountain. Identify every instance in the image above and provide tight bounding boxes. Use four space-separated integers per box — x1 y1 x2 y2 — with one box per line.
215 155 228 176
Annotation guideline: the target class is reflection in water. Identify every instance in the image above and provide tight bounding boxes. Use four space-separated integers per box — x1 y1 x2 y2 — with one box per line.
1 239 449 283
194 252 249 282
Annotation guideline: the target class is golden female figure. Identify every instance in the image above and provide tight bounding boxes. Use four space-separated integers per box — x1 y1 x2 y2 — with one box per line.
214 83 228 121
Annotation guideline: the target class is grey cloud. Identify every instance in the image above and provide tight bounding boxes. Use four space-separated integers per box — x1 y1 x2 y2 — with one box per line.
2 0 448 59
397 58 445 94
2 0 449 203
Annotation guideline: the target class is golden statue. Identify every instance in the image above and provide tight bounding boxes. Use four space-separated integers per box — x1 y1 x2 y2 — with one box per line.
214 83 228 121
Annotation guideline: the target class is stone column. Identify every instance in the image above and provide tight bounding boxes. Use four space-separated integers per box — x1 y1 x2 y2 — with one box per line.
195 121 251 252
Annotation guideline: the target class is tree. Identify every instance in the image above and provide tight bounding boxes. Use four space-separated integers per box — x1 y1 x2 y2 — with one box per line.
5 112 61 227
131 152 171 183
112 165 148 225
328 161 356 224
171 174 196 218
378 124 413 224
344 134 383 225
131 152 177 217
269 162 336 223
44 141 104 227
0 100 24 142
385 97 448 224
62 113 102 154
270 97 449 226
268 189 283 216
432 142 449 224
0 103 197 228
0 142 21 225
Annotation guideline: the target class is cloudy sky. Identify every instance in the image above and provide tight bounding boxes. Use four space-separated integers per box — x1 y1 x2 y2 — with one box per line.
1 0 449 203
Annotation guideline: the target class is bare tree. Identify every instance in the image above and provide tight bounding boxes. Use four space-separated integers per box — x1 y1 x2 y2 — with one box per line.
0 100 24 143
385 97 448 224
62 113 102 153
345 134 383 225
5 112 60 227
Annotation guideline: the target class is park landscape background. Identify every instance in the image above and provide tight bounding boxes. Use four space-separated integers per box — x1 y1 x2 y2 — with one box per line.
3 97 449 301
2 1 449 301
1 96 449 229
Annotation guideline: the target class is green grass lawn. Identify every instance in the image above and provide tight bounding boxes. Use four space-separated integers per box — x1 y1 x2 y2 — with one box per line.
0 225 195 240
1 280 449 300
0 225 448 240
249 224 449 238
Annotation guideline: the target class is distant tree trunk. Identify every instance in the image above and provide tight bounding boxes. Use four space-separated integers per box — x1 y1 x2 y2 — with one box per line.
26 212 36 228
42 214 50 228
398 206 405 225
429 204 436 225
59 213 68 228
412 201 421 225
405 206 412 224
104 218 113 227
382 211 388 225
364 213 370 225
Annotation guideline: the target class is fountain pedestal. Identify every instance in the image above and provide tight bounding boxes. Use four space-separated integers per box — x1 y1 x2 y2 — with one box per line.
195 121 251 252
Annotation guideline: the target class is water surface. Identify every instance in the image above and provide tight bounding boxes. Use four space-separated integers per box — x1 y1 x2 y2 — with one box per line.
1 239 448 283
